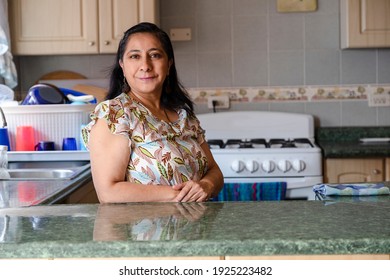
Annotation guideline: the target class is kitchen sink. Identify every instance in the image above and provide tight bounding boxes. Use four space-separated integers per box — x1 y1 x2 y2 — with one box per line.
4 161 91 181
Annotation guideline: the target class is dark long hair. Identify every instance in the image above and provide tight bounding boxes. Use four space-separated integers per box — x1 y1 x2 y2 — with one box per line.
106 22 194 114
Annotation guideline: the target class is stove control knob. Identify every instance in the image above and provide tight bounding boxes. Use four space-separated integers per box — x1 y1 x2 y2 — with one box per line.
277 160 292 172
231 160 245 173
245 160 259 173
292 159 306 172
261 160 275 173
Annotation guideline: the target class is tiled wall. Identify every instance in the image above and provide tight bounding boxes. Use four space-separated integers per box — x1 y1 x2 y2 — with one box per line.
14 0 390 127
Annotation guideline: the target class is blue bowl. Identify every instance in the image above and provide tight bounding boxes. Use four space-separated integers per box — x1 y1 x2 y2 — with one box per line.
22 83 69 105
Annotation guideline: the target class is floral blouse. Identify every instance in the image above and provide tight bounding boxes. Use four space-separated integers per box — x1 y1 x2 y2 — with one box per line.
82 93 208 186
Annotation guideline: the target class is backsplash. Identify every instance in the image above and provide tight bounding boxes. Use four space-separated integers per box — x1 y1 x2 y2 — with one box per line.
189 84 390 102
190 84 390 128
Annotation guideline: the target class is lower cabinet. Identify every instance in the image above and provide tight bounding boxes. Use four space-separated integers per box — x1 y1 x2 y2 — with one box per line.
324 158 387 183
62 180 99 204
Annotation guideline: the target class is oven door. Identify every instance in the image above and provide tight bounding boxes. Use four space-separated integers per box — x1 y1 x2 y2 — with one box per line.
217 176 323 201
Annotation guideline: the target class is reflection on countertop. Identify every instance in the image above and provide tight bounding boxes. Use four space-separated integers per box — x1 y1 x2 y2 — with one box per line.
0 199 389 258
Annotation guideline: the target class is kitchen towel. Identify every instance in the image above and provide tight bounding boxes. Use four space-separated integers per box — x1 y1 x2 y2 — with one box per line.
313 183 390 197
212 182 287 201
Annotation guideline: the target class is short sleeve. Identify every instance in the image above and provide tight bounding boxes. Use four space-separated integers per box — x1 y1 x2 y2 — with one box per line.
81 97 132 149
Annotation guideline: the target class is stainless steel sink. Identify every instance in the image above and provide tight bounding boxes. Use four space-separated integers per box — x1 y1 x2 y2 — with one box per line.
4 161 90 181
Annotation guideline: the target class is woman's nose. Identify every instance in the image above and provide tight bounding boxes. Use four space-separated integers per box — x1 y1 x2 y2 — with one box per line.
140 57 152 72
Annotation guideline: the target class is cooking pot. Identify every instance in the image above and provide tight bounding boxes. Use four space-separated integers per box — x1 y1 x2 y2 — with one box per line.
22 83 69 105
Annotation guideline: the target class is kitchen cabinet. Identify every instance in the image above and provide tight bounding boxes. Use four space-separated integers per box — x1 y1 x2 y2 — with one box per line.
324 158 385 183
340 0 390 48
9 0 159 55
60 180 99 204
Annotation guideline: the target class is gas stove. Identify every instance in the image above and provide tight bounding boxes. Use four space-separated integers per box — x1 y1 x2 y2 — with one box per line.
197 111 323 200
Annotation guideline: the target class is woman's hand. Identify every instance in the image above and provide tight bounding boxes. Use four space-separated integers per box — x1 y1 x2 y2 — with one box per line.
172 180 211 202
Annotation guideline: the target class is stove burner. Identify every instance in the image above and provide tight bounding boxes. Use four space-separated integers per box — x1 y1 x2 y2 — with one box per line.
207 138 314 149
207 139 225 149
268 138 314 148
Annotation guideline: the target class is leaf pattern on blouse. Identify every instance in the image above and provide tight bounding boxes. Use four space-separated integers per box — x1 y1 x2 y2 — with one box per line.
82 92 208 186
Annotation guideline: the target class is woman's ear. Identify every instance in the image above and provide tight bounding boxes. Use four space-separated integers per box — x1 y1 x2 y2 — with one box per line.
119 60 124 69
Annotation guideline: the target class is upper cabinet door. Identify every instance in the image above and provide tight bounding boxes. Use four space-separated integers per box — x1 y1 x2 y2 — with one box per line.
98 0 159 54
341 0 390 48
10 0 99 55
9 0 159 55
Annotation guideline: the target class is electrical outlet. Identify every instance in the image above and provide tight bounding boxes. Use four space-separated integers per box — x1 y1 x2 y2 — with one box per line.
368 94 390 107
207 95 230 109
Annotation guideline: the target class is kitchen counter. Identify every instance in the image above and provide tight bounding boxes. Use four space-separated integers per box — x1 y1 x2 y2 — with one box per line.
1 196 389 259
316 127 390 158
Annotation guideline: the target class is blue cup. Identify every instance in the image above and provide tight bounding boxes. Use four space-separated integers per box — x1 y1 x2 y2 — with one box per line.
0 128 11 151
35 141 55 151
62 137 77 150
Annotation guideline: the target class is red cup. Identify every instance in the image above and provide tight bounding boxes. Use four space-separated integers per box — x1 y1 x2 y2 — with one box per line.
16 126 35 151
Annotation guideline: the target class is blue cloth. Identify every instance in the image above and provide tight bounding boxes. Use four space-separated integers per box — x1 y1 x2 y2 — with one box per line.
212 182 287 201
313 183 390 197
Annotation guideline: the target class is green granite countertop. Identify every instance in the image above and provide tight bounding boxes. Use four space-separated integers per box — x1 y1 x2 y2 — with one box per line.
316 127 390 158
1 198 389 258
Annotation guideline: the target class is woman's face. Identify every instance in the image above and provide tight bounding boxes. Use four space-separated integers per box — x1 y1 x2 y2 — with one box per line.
120 32 172 97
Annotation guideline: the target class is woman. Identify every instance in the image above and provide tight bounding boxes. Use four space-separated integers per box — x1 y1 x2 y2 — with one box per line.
82 22 223 203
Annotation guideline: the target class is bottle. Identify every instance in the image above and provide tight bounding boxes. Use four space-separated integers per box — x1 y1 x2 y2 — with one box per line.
0 145 10 179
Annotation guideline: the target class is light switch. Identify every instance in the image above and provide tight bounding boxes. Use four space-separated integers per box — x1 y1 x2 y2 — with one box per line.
169 28 191 41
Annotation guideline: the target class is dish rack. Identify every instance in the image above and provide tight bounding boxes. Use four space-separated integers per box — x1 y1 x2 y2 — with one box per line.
2 104 95 151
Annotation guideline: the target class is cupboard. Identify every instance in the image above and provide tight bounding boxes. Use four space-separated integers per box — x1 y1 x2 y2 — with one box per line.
324 158 389 183
340 0 390 48
9 0 159 55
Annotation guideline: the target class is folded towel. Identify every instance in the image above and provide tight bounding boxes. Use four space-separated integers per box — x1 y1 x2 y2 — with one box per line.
212 182 287 201
313 183 390 197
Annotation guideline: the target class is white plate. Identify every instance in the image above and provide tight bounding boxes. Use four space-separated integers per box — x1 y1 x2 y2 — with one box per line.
359 138 390 143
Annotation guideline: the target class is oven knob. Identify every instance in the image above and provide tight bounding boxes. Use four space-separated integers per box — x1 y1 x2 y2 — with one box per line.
261 160 275 173
245 160 259 173
292 159 306 172
277 160 292 172
231 160 245 173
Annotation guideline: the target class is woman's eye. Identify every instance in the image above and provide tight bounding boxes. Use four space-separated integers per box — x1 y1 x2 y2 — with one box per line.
150 53 162 59
129 54 140 59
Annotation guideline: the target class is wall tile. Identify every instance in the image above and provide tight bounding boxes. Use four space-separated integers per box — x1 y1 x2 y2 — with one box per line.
341 101 377 126
174 52 198 88
160 0 196 17
161 17 197 54
305 50 340 85
197 52 232 87
305 101 342 127
232 0 268 15
233 16 267 52
269 51 304 86
341 50 377 84
197 16 232 52
233 51 268 87
269 102 306 114
269 13 304 51
378 49 390 84
197 0 231 16
305 14 339 50
377 106 390 126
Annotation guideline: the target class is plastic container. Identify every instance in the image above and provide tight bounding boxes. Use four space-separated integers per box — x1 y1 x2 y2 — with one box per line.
2 104 95 151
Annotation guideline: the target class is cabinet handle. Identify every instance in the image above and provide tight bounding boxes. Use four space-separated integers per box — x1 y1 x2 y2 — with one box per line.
104 40 110 45
88 41 95 46
372 169 380 175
